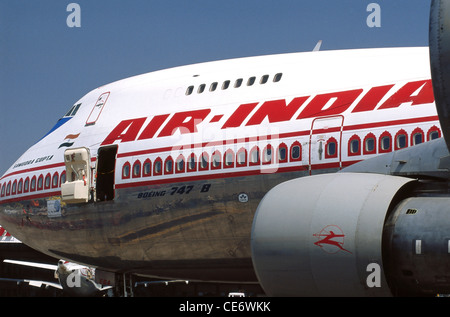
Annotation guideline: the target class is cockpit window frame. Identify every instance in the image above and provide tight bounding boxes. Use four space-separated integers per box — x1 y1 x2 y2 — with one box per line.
64 103 82 117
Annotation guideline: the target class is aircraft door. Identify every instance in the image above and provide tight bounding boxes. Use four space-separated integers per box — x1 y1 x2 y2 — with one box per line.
309 115 344 175
86 92 110 126
96 145 117 201
61 147 92 203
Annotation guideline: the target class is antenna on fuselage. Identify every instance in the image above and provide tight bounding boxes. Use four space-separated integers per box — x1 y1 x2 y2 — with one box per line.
313 40 322 52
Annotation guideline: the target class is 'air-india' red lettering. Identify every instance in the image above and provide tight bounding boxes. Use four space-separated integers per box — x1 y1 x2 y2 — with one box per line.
246 97 309 126
222 103 258 129
352 84 395 113
101 118 146 145
378 80 434 109
100 80 435 145
157 109 211 137
297 89 363 119
137 114 170 140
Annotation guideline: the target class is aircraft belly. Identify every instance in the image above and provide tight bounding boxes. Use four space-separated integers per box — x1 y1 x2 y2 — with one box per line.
0 171 309 282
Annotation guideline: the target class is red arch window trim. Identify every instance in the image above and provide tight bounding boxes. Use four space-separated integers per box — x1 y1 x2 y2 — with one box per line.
394 129 408 150
379 131 392 153
153 157 163 176
325 137 338 159
175 155 186 174
236 148 248 167
411 127 424 146
348 134 361 156
427 125 441 141
122 162 131 179
211 150 222 170
289 142 302 162
143 159 152 177
187 153 197 172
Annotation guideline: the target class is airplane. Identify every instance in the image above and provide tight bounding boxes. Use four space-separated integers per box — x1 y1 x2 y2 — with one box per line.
1 259 113 296
0 224 111 296
1 0 450 297
2 256 189 296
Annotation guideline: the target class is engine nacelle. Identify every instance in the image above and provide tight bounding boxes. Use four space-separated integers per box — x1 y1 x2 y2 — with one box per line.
384 197 450 296
251 173 415 296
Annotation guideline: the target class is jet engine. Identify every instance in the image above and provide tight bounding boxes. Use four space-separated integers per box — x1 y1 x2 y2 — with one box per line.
251 173 450 296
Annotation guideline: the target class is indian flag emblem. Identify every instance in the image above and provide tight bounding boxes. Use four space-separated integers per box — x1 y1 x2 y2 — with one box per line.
58 133 80 149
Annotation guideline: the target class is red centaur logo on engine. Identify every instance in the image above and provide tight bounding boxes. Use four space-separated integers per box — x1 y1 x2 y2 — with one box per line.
313 225 352 254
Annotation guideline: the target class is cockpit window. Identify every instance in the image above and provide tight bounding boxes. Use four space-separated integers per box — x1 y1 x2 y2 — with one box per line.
64 103 81 117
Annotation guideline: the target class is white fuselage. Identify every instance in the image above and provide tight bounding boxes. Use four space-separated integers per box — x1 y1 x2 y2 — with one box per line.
0 47 440 282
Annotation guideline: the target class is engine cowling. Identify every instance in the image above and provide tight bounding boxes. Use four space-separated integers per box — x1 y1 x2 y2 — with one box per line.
252 173 416 295
251 173 413 296
252 173 450 296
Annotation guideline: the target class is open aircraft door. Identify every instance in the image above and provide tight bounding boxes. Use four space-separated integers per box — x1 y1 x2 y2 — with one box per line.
95 145 117 201
61 147 92 203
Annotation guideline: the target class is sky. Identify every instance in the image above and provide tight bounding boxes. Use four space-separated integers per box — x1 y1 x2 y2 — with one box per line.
0 0 432 175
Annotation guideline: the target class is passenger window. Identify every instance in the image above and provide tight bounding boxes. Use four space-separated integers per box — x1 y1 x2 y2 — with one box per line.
278 144 288 163
52 173 59 188
122 163 130 179
364 134 376 154
247 77 256 86
18 179 23 193
199 153 209 170
143 160 151 177
366 138 375 152
262 145 272 164
291 145 301 161
154 159 162 175
348 135 361 156
224 150 234 168
396 134 407 149
211 151 221 169
413 133 423 145
250 147 260 165
165 157 174 174
186 86 194 95
198 84 206 94
429 130 439 140
234 78 243 88
176 156 185 173
260 75 269 84
327 143 336 156
237 150 247 166
273 73 283 82
24 178 30 193
133 161 141 178
325 138 338 158
210 82 218 92
380 136 391 152
222 80 230 90
45 174 51 189
30 177 36 192
187 154 197 172
37 175 43 190
350 139 360 154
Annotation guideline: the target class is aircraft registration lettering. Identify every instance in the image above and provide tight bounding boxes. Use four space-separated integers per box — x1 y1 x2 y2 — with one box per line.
137 184 211 199
101 79 434 146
